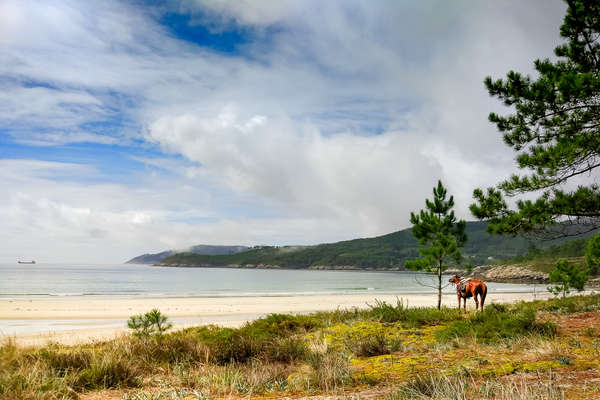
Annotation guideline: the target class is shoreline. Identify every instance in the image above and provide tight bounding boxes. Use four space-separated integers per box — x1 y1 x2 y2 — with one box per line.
0 287 548 302
154 262 405 271
0 291 558 346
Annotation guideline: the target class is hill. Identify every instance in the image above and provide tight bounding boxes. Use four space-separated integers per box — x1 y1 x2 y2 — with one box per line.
126 245 249 264
158 221 590 270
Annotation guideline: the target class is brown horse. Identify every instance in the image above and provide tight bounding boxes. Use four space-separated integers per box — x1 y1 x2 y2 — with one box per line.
448 275 487 311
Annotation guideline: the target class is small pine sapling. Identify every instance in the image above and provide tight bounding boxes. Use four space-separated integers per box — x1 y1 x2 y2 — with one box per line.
127 308 173 337
547 259 588 298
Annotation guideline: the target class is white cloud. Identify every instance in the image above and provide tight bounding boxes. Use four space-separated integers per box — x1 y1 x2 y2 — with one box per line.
0 0 572 262
0 159 377 263
148 106 442 232
182 0 295 27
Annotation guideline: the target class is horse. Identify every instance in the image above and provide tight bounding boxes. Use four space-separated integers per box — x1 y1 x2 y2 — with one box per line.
448 275 487 311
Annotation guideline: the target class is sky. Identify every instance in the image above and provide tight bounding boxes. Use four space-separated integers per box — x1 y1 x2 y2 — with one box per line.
0 0 569 263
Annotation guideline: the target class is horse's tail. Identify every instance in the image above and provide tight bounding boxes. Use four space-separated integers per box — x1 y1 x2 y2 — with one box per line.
481 283 487 309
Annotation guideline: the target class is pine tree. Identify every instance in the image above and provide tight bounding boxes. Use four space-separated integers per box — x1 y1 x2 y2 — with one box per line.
127 309 172 338
406 180 467 309
471 0 600 238
547 259 588 297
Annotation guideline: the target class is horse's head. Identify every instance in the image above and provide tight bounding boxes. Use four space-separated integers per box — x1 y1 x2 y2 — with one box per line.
448 275 461 285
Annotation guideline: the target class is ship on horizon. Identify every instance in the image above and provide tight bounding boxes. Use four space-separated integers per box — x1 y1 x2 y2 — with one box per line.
17 260 36 264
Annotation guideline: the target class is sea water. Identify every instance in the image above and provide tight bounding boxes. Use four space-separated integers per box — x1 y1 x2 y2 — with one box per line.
0 263 540 299
0 263 546 335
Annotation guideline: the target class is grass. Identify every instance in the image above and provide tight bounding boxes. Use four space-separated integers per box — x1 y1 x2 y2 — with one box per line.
436 303 557 344
386 370 568 400
2 295 600 399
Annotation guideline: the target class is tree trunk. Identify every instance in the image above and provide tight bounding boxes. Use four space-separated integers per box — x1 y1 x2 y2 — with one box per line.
437 260 443 310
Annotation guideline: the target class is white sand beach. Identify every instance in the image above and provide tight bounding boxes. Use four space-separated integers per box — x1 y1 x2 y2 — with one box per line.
0 291 556 346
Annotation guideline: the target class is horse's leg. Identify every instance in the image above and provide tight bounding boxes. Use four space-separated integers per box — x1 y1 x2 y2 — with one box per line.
474 293 479 311
481 286 487 310
463 297 466 310
457 294 461 310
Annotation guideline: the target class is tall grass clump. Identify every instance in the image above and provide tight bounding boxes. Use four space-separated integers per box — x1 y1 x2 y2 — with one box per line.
387 371 566 400
71 352 141 390
387 373 469 399
0 338 142 399
306 350 351 392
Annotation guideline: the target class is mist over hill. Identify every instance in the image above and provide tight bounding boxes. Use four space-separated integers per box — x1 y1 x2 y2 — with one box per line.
126 245 250 264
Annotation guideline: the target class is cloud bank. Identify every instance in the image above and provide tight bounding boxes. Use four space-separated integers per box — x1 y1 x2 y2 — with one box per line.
0 0 568 262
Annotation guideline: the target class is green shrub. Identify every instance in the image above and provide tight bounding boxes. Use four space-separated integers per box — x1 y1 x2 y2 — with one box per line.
347 332 389 357
181 314 321 365
200 327 259 364
484 302 508 313
261 336 309 363
241 313 322 339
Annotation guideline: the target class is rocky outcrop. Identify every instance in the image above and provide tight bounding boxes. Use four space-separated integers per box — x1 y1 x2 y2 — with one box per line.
308 265 403 271
469 264 549 283
156 263 284 269
586 277 600 288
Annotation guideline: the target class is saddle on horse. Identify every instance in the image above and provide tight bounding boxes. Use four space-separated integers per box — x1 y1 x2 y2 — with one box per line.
458 278 471 293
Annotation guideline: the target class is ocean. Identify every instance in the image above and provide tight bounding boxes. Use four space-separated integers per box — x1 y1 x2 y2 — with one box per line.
0 263 542 299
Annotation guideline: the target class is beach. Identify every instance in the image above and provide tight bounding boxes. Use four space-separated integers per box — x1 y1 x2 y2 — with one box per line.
0 291 554 346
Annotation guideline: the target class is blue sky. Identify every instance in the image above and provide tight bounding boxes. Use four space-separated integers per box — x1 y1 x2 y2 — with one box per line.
0 0 567 263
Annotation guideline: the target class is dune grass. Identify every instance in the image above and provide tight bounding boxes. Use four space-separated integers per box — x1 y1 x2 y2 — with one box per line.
1 294 599 399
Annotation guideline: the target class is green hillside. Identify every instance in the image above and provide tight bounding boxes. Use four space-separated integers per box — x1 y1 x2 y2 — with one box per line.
490 237 590 274
159 221 586 269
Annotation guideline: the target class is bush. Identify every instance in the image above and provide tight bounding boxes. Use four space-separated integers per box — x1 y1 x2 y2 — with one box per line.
262 336 309 363
241 313 322 339
347 333 389 357
127 309 172 338
188 322 310 364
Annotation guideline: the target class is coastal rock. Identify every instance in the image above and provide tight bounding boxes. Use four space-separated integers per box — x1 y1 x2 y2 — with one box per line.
469 264 548 284
587 277 600 288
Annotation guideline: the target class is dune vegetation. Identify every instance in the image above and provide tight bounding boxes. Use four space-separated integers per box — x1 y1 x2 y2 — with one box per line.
2 294 600 399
